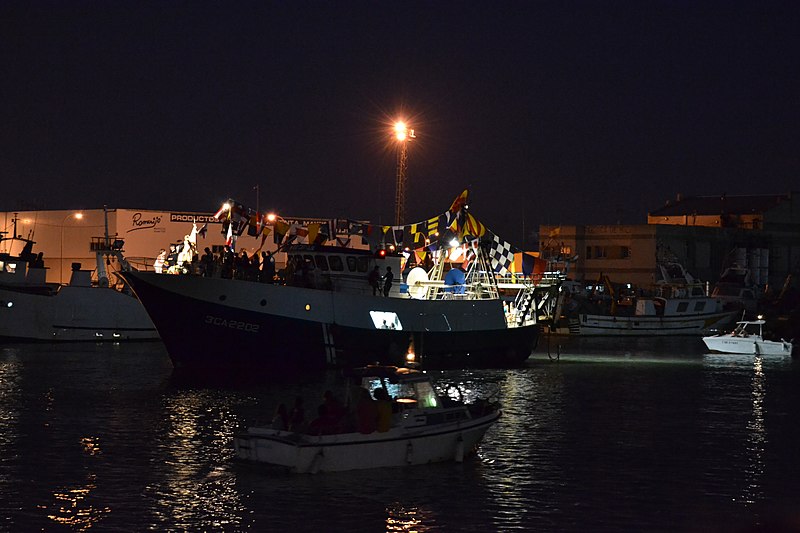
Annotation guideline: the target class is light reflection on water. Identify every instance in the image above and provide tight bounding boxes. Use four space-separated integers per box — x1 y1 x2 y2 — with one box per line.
0 341 797 531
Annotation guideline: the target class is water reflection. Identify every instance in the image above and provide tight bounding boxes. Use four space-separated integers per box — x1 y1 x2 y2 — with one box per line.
702 353 778 509
385 503 434 532
44 473 111 531
151 389 247 530
0 350 22 488
741 356 766 505
1 341 797 531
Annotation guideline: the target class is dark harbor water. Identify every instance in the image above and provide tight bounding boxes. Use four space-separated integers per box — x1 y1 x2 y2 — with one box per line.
1 338 798 532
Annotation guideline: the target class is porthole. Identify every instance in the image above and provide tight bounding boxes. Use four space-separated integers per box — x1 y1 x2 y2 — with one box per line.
219 295 227 301
260 299 267 306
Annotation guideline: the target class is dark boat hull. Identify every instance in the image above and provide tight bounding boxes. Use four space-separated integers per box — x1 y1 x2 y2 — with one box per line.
122 271 537 375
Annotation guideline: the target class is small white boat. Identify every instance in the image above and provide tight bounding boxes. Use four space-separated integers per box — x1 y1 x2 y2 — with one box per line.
233 365 501 473
702 318 793 356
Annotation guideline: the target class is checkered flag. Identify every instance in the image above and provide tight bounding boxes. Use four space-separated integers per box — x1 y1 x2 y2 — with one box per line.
487 233 515 276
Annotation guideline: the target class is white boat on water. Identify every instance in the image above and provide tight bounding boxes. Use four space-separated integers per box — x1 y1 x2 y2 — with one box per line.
702 318 793 356
233 365 501 473
0 218 158 341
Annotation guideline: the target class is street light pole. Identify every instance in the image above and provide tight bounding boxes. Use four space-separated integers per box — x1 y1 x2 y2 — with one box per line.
393 121 415 226
60 212 83 284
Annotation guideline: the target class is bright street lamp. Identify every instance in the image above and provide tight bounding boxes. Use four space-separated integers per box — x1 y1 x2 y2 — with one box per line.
60 212 83 284
393 121 415 226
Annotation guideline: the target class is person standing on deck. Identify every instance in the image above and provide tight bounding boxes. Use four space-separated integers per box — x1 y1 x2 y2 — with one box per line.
382 266 394 297
368 266 380 295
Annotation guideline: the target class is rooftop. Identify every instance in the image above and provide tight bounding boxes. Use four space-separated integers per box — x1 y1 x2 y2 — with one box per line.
649 193 793 217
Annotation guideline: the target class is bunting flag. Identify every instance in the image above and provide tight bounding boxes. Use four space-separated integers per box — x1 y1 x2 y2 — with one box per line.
198 223 208 239
293 224 309 244
308 222 329 244
247 212 261 237
273 220 290 244
462 213 486 239
393 229 404 245
225 223 235 250
426 216 440 236
522 253 548 279
233 211 248 236
256 228 272 253
214 204 228 220
445 189 469 233
448 189 469 214
308 223 321 244
487 233 516 276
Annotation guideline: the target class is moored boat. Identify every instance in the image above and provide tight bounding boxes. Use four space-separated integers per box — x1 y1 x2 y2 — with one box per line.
702 317 793 356
122 192 563 373
233 365 501 473
0 218 158 341
563 263 737 336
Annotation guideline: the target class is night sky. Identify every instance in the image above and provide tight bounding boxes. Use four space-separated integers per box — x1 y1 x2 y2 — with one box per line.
2 1 798 247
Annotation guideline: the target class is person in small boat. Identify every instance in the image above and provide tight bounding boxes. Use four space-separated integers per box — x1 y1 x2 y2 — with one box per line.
321 390 346 430
356 387 378 434
271 403 289 430
373 387 393 432
308 405 338 435
288 396 306 432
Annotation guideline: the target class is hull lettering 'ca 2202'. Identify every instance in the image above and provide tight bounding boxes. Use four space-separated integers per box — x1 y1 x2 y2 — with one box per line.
204 315 261 333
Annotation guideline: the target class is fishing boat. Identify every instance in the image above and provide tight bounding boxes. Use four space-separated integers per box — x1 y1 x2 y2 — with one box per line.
121 191 563 373
233 365 501 473
702 317 793 356
0 218 158 341
564 263 737 336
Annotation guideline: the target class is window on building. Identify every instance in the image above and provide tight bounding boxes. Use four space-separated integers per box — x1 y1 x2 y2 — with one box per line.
594 246 607 258
621 246 630 259
586 246 592 259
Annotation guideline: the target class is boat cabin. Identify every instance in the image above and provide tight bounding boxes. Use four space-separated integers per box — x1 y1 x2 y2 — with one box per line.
284 245 403 295
346 366 441 410
0 236 47 287
635 296 718 317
